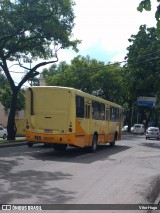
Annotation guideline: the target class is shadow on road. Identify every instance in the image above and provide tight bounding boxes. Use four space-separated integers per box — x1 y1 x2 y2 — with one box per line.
0 142 131 164
122 134 145 141
140 141 160 149
0 159 75 204
30 144 131 164
0 144 131 204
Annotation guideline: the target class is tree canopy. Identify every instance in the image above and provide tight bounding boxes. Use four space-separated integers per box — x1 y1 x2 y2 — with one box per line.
42 55 126 105
124 25 160 128
42 24 160 128
0 0 79 139
138 0 160 35
125 25 160 98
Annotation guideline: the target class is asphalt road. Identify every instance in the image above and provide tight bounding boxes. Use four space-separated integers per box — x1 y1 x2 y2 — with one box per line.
0 134 160 213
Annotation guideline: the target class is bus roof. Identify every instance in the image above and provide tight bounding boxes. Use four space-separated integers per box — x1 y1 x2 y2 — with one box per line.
29 86 122 109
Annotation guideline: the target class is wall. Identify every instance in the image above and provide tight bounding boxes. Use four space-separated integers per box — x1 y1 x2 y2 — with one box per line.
0 102 25 127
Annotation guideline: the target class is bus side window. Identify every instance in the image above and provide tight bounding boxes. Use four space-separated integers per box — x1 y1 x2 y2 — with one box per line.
76 96 84 118
116 109 119 121
110 107 119 121
85 105 90 118
92 101 100 120
110 107 115 121
100 103 105 120
106 108 109 121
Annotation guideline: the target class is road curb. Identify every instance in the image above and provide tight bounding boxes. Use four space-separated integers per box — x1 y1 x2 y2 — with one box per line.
154 193 160 205
147 176 160 213
0 141 27 148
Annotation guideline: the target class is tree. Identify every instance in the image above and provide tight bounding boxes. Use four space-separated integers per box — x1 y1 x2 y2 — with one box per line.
42 55 126 105
90 63 126 105
124 25 160 129
0 72 10 106
0 0 80 139
137 0 160 35
0 72 9 89
125 25 160 96
43 55 107 93
0 87 25 111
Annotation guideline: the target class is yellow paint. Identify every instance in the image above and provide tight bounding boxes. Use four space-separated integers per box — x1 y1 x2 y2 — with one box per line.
15 119 26 136
25 86 123 148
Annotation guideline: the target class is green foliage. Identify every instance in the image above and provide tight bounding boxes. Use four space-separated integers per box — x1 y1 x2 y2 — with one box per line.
42 55 126 105
0 73 9 89
137 0 151 12
90 64 126 105
0 0 79 139
0 87 25 111
137 0 160 35
125 25 160 127
126 25 160 97
0 73 10 107
0 0 79 62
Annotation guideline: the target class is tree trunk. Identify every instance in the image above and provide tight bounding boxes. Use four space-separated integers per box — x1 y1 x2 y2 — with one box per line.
7 87 18 140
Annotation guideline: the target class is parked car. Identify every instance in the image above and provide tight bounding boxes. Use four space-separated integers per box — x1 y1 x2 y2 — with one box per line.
122 125 128 132
146 127 160 140
122 125 134 133
0 126 7 139
132 124 145 134
131 126 134 132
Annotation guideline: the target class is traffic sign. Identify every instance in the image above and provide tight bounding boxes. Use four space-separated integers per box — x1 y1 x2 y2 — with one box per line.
137 97 156 107
137 101 155 107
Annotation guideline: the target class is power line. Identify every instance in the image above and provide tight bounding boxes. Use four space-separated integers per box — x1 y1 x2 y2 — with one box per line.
1 50 160 75
9 70 24 73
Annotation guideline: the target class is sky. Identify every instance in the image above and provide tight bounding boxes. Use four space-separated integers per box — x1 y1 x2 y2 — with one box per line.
58 0 157 63
11 0 157 85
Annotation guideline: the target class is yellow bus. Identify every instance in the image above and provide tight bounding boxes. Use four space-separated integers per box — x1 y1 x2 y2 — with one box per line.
25 86 123 152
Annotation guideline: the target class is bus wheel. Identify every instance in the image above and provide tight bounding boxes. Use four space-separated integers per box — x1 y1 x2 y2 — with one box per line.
110 141 115 147
110 134 116 147
90 135 98 153
53 144 67 151
27 142 33 147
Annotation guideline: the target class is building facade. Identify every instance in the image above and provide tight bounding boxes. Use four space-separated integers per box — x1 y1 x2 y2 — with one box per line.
0 102 25 127
0 75 46 127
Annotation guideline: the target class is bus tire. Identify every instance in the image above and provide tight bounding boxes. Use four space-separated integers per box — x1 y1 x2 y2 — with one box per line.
110 133 116 147
27 142 33 147
90 134 98 153
110 141 115 147
53 144 67 151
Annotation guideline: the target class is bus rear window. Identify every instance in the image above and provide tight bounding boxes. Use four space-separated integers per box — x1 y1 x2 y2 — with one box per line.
76 96 84 118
